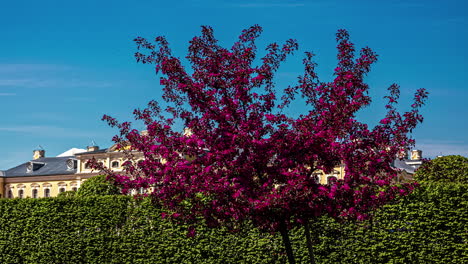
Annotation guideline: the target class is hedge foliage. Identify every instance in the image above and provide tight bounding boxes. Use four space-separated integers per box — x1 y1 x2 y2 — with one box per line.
0 196 286 264
0 182 466 263
309 182 468 263
415 155 468 183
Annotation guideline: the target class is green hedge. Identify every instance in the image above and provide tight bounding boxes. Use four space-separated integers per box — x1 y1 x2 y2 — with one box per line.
308 182 468 263
0 196 286 264
0 182 466 263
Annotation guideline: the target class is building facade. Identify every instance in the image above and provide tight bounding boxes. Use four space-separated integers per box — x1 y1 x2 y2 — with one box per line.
0 148 94 198
0 144 423 198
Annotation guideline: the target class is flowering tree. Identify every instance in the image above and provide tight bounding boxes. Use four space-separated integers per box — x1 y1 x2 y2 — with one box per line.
100 25 427 263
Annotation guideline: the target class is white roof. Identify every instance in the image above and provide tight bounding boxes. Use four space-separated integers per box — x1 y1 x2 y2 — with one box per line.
56 148 87 157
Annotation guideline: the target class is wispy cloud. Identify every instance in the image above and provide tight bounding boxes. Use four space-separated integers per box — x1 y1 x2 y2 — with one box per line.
415 139 468 158
0 93 16 96
0 78 113 89
0 63 114 89
0 125 105 138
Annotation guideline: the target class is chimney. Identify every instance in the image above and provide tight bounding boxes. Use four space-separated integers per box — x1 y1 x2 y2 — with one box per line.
33 149 45 160
411 150 422 160
87 140 99 152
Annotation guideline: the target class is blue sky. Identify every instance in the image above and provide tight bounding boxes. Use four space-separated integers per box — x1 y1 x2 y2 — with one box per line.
0 0 467 169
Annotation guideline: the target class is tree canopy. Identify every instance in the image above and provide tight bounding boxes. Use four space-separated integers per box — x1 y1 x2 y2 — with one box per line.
76 175 120 197
99 25 427 263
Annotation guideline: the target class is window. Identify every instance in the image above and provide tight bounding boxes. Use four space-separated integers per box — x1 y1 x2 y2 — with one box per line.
44 189 50 198
32 189 38 198
84 161 91 169
58 182 67 193
72 187 78 192
8 190 13 198
111 161 120 168
18 189 24 199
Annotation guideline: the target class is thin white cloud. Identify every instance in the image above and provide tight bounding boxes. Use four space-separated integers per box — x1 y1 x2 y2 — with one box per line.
0 63 113 89
0 78 112 89
0 93 16 96
0 79 34 87
0 125 105 138
415 140 468 158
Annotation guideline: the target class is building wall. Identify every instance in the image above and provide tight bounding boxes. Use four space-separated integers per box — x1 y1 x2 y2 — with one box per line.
2 174 97 198
313 164 346 185
76 152 144 174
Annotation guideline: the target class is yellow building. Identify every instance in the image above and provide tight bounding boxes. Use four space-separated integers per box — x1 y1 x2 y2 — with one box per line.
0 144 145 198
0 142 422 199
0 148 94 198
313 164 346 185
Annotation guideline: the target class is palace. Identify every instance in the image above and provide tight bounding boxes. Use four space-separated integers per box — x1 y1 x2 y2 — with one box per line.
0 143 142 198
0 144 423 198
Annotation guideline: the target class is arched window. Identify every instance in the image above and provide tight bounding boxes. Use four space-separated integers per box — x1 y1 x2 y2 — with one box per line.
8 190 13 198
84 160 91 169
18 189 24 198
31 183 39 198
111 160 120 168
70 181 78 192
44 188 50 198
58 182 67 193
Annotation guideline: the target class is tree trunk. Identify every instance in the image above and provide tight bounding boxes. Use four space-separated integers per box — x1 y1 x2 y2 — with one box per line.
279 221 296 264
304 220 316 264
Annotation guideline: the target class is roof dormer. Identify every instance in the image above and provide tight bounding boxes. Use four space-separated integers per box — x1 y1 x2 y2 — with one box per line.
66 159 78 170
26 161 45 173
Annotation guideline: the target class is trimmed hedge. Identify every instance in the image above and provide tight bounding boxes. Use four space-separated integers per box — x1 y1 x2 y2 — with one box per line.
0 196 286 264
0 182 466 263
309 182 468 263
